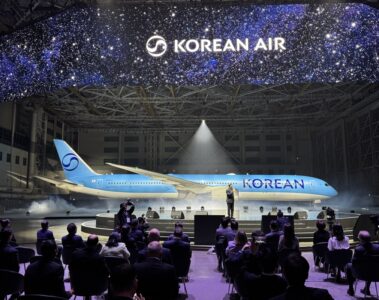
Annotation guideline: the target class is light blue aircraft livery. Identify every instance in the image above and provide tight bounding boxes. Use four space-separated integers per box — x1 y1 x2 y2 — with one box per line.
35 139 338 202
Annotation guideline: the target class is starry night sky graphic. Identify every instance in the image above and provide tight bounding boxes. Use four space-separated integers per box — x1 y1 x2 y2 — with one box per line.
0 3 378 101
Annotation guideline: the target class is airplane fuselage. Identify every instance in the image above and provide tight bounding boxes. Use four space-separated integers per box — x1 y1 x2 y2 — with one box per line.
72 173 337 201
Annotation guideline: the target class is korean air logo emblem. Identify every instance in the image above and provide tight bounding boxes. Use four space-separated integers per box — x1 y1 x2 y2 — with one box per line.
146 35 167 57
62 153 79 171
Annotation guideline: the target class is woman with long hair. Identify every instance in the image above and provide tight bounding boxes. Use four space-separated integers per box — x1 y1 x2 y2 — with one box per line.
100 232 130 261
278 224 299 251
327 224 349 251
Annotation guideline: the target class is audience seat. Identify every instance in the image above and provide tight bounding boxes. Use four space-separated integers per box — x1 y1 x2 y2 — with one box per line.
16 246 36 271
325 249 353 280
0 269 24 299
104 256 129 274
70 269 109 300
312 242 328 269
352 255 379 298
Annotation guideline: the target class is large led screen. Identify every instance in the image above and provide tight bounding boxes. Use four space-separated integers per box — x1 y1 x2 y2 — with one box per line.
0 3 378 100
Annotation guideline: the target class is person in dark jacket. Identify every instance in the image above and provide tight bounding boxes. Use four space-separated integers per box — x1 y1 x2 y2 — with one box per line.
0 228 19 272
346 230 379 296
138 228 172 264
271 253 334 300
109 263 144 300
167 221 190 243
25 240 70 298
61 223 85 250
264 221 283 255
313 220 330 244
69 235 109 295
134 241 178 300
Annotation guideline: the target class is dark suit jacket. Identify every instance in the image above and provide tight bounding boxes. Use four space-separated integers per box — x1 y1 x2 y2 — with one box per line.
313 230 330 245
265 230 283 253
61 234 85 249
0 243 19 272
354 242 379 260
134 257 178 300
242 272 287 300
216 227 235 242
69 247 109 291
167 232 190 243
138 246 173 264
163 238 191 277
25 258 68 298
270 286 334 300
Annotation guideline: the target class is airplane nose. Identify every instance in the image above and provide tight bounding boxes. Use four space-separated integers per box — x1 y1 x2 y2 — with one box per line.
330 186 338 197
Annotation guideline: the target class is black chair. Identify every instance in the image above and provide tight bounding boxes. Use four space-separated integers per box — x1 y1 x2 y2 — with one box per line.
312 242 328 269
325 249 353 280
215 235 228 272
61 246 75 269
16 246 36 271
0 269 24 299
18 295 68 300
352 255 379 298
104 256 129 274
166 244 191 295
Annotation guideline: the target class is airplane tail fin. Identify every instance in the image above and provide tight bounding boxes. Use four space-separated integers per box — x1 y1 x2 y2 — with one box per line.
53 139 97 182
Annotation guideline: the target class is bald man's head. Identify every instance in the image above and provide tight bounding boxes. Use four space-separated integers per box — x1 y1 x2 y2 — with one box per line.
87 234 99 248
148 228 160 242
358 231 371 243
147 241 162 258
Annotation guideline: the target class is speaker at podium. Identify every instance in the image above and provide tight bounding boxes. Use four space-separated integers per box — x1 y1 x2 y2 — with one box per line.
146 210 160 219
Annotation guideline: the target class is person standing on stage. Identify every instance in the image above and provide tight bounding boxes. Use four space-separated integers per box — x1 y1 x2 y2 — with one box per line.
226 184 235 219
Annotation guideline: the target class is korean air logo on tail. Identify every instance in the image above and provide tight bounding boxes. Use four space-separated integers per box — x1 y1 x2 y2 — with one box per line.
62 153 79 171
146 35 167 57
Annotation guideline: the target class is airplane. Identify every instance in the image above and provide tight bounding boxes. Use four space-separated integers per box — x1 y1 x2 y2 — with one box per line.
34 139 338 202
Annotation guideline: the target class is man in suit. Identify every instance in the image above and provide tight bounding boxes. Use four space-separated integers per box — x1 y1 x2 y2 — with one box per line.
69 235 109 294
226 184 235 218
241 253 287 300
346 230 379 296
163 227 191 277
37 220 59 255
61 223 85 249
215 217 234 272
134 241 178 300
167 222 190 243
0 228 19 272
271 254 334 300
137 228 172 264
264 220 283 255
109 263 144 300
25 240 70 298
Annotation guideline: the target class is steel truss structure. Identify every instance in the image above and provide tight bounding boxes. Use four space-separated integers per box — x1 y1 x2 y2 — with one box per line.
29 82 379 130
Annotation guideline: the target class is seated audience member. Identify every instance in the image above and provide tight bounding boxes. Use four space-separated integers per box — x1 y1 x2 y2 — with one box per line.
313 220 330 244
278 224 299 252
226 231 249 255
134 241 178 300
138 228 172 264
25 240 70 298
137 216 149 235
69 235 109 292
100 232 130 261
264 220 283 254
276 210 288 231
271 254 334 300
231 220 239 235
328 224 350 251
167 221 190 243
215 217 234 272
121 225 138 264
0 228 19 272
36 220 56 254
163 227 191 277
130 219 145 250
346 231 379 296
0 219 17 246
62 223 85 249
242 253 287 300
109 263 145 300
216 217 234 242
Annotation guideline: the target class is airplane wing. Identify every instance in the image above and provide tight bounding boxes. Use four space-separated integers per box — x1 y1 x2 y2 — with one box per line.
34 176 79 187
106 163 212 193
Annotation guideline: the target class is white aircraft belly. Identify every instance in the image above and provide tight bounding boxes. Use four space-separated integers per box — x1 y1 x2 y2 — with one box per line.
238 192 328 201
